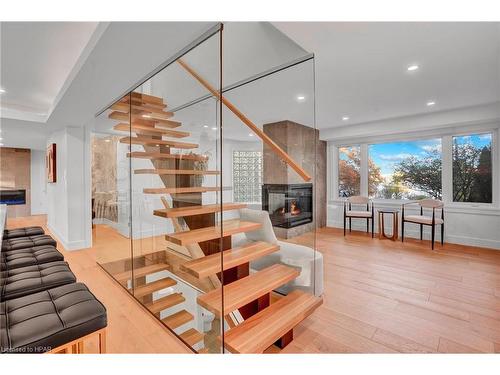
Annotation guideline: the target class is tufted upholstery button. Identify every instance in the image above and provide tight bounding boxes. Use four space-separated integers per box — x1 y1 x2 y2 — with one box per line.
0 283 107 353
1 245 64 271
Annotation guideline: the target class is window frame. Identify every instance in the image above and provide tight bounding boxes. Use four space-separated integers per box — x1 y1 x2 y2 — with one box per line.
337 144 362 198
329 125 499 210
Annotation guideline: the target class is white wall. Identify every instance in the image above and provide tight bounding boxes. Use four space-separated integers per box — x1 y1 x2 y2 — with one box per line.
47 127 90 250
30 150 47 215
324 105 500 250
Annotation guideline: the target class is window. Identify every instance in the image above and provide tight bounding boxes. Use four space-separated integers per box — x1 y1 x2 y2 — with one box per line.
233 151 262 203
452 133 492 203
338 146 360 197
368 139 442 200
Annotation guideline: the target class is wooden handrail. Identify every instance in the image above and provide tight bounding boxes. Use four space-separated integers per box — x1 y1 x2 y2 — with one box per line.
177 59 312 182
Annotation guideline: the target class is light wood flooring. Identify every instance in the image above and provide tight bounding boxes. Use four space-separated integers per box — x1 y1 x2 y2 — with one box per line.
5 215 500 353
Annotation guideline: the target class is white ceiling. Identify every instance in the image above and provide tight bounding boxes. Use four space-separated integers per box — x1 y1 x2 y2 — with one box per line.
274 22 500 129
0 22 99 122
1 22 499 148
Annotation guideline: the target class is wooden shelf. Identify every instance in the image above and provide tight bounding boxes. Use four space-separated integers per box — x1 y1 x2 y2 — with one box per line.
161 309 194 329
133 277 177 298
145 293 185 314
180 328 205 346
120 137 198 149
181 241 279 279
153 203 247 218
114 123 189 138
128 152 207 161
165 219 262 246
113 263 170 283
223 290 322 353
197 264 299 316
134 169 220 176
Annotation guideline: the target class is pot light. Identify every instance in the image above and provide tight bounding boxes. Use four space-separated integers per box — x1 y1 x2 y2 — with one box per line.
342 116 350 121
426 101 436 106
249 133 254 137
211 127 217 130
296 95 306 102
203 125 209 128
407 64 419 71
0 88 5 94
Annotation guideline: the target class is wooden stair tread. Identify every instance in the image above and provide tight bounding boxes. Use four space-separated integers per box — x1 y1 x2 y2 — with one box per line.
120 136 198 149
180 328 205 346
224 290 322 353
165 219 261 246
145 293 185 314
181 241 279 279
134 277 177 298
114 123 190 138
112 102 171 116
197 264 299 316
108 111 181 128
154 203 247 218
128 152 207 161
135 169 220 175
123 92 165 106
161 309 194 329
144 186 221 194
113 263 170 283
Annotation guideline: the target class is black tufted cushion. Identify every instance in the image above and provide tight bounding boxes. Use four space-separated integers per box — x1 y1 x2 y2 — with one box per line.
0 245 64 271
0 261 76 301
0 282 107 353
3 226 45 240
2 235 57 252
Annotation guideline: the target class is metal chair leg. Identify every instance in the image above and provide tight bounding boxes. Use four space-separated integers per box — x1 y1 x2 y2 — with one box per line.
431 225 435 250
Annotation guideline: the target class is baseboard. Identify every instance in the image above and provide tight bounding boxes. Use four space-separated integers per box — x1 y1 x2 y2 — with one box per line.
326 219 500 250
47 223 90 251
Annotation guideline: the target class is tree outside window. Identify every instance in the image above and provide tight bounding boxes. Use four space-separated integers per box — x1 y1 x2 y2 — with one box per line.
368 139 442 200
452 134 492 203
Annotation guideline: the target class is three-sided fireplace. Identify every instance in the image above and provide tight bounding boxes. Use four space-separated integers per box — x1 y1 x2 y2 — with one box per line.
262 183 313 229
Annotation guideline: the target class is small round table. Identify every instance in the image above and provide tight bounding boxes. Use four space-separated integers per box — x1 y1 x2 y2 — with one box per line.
378 209 399 241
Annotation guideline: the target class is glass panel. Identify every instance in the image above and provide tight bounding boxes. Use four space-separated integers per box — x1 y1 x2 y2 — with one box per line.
92 93 133 294
369 139 442 199
221 50 319 353
452 133 493 203
338 145 361 197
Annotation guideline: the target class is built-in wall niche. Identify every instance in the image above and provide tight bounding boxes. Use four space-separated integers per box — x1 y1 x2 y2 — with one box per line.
0 147 31 217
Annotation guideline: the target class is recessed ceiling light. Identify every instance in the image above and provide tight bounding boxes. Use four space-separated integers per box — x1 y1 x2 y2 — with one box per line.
0 88 5 94
342 116 350 121
407 64 419 72
426 101 436 106
203 125 209 128
211 127 217 130
249 133 254 137
296 95 306 102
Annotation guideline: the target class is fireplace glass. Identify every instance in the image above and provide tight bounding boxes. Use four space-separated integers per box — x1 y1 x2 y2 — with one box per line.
262 184 313 228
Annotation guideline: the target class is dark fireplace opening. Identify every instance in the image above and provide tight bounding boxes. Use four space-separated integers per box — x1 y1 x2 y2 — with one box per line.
0 189 26 205
262 183 313 229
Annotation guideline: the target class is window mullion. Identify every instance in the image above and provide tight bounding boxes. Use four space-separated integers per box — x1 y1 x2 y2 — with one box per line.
360 144 369 197
442 135 452 204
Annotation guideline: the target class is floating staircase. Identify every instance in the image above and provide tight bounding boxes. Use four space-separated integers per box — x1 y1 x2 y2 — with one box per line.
109 92 321 353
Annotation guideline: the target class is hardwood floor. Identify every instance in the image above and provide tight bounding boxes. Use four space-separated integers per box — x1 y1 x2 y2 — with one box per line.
282 227 500 353
5 215 192 354
5 216 500 353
